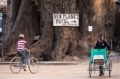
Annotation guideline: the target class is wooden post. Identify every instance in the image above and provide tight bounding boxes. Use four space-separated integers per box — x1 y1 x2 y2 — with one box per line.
111 38 113 51
1 11 6 62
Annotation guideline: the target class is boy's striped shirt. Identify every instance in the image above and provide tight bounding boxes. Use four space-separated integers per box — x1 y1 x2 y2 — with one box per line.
17 39 27 50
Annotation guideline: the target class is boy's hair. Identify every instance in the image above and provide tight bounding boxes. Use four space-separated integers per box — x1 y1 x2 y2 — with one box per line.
99 34 103 37
19 37 24 39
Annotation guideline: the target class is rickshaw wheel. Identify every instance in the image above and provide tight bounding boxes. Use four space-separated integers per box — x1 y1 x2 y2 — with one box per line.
109 61 112 77
89 62 92 77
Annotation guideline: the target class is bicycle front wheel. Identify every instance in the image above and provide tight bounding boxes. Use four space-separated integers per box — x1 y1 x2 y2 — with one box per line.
28 57 39 74
10 57 22 74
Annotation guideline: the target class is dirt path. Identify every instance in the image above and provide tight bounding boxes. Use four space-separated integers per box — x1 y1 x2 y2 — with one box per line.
0 61 120 79
0 51 120 79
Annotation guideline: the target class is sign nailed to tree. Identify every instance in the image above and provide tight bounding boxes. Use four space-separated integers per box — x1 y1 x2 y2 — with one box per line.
53 14 79 26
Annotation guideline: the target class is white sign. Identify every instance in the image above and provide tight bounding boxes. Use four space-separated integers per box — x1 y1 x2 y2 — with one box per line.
88 26 93 32
53 14 79 26
0 27 2 32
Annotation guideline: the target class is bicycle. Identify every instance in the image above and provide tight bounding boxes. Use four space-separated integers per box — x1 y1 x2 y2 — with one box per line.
10 48 39 74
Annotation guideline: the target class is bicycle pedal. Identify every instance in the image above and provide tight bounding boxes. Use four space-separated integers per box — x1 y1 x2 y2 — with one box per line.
24 69 27 71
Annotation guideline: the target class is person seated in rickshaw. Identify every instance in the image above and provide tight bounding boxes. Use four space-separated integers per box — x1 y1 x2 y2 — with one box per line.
94 34 111 76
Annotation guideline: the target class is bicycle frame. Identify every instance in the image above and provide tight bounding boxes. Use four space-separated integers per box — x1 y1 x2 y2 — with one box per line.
24 48 31 65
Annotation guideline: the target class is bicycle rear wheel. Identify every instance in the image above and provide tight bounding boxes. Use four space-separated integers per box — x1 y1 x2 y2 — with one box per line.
28 57 39 74
10 57 22 74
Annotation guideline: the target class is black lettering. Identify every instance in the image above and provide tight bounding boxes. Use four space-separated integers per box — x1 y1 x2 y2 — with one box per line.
76 14 79 19
54 15 57 19
54 14 63 19
64 19 67 23
59 15 62 19
70 14 74 19
56 19 59 24
63 15 66 19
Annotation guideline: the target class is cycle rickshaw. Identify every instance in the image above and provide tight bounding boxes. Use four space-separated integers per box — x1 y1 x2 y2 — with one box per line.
88 48 112 77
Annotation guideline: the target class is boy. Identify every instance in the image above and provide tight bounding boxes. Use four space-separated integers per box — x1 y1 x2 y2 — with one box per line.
94 34 111 76
17 34 33 69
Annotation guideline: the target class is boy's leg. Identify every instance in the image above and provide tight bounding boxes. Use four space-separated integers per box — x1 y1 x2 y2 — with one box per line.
21 50 26 67
17 51 23 64
99 66 104 76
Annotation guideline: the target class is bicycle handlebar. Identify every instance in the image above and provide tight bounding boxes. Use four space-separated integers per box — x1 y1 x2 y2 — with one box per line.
24 48 30 52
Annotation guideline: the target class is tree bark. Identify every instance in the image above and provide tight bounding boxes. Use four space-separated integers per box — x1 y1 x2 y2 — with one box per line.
3 0 116 61
4 0 40 54
5 0 22 40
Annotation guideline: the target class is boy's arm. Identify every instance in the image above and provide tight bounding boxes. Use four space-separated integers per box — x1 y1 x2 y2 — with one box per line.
94 41 98 49
25 43 34 49
105 41 111 50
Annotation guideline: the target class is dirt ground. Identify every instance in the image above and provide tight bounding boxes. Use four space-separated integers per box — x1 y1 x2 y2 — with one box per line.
0 51 120 79
0 61 120 79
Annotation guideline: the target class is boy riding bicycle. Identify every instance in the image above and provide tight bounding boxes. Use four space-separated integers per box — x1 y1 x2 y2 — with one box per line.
17 34 34 69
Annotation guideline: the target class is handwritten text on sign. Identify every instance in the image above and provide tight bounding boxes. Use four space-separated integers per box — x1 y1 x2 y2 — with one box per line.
53 14 79 26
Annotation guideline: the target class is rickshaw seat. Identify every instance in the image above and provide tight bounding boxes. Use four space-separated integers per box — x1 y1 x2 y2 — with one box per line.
90 48 107 63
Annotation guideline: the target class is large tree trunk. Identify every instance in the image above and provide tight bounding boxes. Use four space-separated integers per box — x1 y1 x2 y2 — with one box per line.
77 0 116 55
4 0 40 54
51 0 80 60
5 0 22 40
3 0 115 61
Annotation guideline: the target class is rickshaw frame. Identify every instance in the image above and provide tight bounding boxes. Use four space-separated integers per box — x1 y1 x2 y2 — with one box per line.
88 48 112 77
